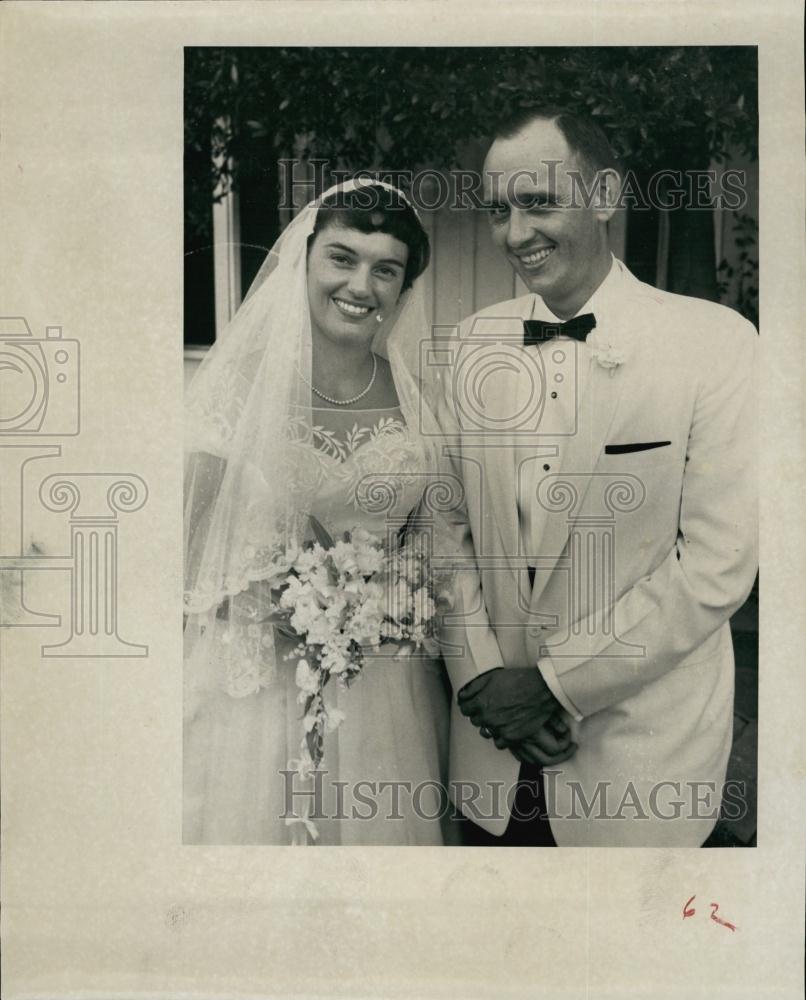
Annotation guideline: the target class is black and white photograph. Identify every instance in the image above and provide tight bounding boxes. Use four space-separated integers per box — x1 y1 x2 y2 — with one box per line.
2 4 804 998
183 46 760 848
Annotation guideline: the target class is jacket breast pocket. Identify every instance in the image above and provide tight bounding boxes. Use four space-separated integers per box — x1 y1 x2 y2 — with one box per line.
603 441 676 468
604 441 671 455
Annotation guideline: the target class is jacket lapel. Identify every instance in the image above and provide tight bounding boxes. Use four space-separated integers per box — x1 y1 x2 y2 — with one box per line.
473 297 535 576
529 360 629 611
470 299 540 633
527 264 638 612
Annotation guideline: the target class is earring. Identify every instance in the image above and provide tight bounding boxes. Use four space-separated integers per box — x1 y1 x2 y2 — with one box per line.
376 313 383 324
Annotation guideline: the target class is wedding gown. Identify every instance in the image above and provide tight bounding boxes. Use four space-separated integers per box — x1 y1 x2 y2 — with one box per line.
183 405 453 845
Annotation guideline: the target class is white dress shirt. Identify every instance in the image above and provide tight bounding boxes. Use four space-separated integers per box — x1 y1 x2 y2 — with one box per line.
516 256 621 563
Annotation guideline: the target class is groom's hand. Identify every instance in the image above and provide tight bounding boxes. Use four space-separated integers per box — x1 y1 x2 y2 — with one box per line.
509 716 578 766
458 667 561 743
485 714 577 765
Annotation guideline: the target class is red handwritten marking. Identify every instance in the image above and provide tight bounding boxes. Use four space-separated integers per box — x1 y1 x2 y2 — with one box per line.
682 897 738 931
709 903 738 932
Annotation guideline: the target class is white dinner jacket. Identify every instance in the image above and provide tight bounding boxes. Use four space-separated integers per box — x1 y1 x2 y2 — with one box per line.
439 259 758 846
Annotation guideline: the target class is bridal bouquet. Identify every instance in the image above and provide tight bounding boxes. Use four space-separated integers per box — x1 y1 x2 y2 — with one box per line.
263 517 450 784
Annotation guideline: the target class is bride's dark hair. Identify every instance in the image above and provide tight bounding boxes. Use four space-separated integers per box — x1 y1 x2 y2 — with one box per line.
311 183 430 292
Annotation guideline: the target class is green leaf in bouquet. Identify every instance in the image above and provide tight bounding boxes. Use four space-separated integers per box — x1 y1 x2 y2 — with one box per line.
255 601 296 623
306 727 324 768
308 514 335 550
273 621 301 641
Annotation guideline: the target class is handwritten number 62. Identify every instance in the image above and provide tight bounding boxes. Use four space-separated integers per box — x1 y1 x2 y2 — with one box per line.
682 895 737 932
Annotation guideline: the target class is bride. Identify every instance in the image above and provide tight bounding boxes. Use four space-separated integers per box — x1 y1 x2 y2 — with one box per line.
183 179 457 845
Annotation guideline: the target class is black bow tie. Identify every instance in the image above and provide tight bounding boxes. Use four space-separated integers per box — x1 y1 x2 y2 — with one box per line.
523 313 596 347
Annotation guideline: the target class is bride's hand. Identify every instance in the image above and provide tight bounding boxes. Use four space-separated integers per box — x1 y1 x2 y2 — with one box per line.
509 731 577 767
481 713 577 766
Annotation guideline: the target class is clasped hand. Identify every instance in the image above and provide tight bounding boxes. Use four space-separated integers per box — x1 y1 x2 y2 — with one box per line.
458 667 577 766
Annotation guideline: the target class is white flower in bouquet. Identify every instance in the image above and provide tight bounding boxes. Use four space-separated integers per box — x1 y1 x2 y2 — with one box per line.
295 658 320 697
324 708 346 733
357 578 383 603
292 543 326 578
288 595 326 636
304 613 337 647
279 574 315 609
321 641 351 675
412 586 435 625
324 594 349 625
347 598 384 647
330 539 360 578
307 563 337 599
339 576 363 597
388 577 414 622
351 528 386 576
350 526 375 546
280 576 327 637
356 544 385 577
277 517 450 843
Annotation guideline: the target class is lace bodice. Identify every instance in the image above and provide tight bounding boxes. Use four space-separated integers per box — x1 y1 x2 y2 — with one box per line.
288 406 429 540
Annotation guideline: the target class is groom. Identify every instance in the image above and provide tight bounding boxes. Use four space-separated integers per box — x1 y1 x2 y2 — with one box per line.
437 108 758 847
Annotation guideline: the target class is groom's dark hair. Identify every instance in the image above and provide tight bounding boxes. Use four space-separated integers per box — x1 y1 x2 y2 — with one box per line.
493 107 621 179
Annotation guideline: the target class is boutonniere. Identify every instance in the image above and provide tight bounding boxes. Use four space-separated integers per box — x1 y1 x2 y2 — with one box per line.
587 329 628 377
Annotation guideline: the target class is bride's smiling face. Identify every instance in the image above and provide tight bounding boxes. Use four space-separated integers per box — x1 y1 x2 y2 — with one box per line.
306 221 409 347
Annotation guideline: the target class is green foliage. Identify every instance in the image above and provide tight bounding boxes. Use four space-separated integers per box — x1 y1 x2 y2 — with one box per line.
717 212 759 328
185 46 757 214
184 47 759 316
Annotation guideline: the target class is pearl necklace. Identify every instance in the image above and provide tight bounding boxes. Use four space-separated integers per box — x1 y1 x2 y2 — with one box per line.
298 353 378 406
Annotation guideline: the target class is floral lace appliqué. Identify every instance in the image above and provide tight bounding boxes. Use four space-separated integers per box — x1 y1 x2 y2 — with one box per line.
285 415 426 513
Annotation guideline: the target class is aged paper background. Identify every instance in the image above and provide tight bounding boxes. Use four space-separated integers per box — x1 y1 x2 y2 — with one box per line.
1 1 804 997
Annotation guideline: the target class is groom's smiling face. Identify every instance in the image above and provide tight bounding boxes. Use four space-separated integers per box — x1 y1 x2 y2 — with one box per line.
483 117 615 319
